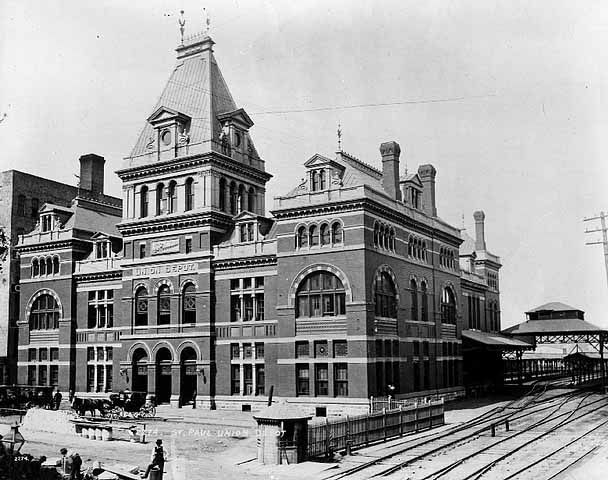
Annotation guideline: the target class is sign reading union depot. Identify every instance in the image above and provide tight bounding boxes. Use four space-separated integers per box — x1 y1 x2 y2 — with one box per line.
133 262 197 277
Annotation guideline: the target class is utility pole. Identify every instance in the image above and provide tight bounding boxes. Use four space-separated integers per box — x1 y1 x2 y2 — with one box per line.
584 211 608 392
584 211 608 288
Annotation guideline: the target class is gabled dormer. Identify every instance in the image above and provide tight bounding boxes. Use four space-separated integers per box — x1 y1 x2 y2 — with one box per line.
303 154 346 192
146 107 192 162
90 232 120 259
37 203 72 233
400 173 423 210
217 108 257 165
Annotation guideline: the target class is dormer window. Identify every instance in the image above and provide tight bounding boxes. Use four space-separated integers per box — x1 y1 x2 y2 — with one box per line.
311 169 327 192
41 215 53 232
96 241 110 259
410 188 421 210
239 223 254 243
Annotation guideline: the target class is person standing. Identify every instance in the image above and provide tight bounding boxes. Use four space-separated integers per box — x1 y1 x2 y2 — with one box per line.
56 448 70 476
142 439 167 479
70 452 82 480
53 389 63 410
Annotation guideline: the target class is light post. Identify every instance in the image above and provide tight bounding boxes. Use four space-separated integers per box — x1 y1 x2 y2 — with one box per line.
0 422 26 479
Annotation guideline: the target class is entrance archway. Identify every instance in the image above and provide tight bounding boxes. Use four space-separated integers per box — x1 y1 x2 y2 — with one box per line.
132 348 148 393
156 347 172 404
180 347 197 406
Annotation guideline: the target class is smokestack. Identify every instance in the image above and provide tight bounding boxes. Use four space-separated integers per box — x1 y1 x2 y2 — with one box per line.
79 154 105 196
379 141 401 201
474 210 486 250
417 164 437 217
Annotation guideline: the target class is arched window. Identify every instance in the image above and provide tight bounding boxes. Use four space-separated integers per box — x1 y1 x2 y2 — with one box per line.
158 285 171 325
408 237 413 257
32 258 39 277
156 183 165 215
331 222 343 244
229 181 237 215
53 256 59 275
296 271 346 318
46 258 52 276
182 284 196 324
390 228 396 251
135 288 148 326
140 186 149 217
320 224 330 245
375 272 397 318
410 279 418 321
421 282 428 322
297 226 308 248
248 187 256 213
441 287 456 324
219 178 226 212
422 241 427 262
374 223 379 247
40 257 46 276
309 225 319 247
29 294 60 330
167 181 177 213
185 178 194 211
238 184 246 213
319 169 326 190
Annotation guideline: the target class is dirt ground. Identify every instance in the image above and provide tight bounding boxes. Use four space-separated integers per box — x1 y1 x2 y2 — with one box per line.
2 395 608 480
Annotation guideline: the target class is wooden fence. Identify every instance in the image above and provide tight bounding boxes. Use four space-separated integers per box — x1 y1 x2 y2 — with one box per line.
307 399 444 458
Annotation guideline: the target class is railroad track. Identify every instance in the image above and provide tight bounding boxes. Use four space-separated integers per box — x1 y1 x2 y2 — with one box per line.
322 379 584 480
376 393 608 479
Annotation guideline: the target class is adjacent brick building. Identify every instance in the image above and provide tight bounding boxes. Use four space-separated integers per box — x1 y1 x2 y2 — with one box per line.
14 31 502 414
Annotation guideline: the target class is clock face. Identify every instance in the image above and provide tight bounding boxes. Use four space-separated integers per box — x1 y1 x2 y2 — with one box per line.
161 129 172 145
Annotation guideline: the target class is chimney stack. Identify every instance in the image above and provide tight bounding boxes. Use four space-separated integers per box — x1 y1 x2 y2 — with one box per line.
79 154 105 196
473 210 486 251
379 141 402 201
417 164 437 217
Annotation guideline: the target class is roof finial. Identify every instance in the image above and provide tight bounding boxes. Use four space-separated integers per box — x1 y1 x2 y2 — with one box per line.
337 123 342 151
178 10 186 45
203 7 211 36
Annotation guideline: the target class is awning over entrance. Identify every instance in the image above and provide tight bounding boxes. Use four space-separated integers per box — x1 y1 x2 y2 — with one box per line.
462 330 533 350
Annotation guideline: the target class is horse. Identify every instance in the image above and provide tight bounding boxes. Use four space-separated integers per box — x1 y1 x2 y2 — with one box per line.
70 396 112 417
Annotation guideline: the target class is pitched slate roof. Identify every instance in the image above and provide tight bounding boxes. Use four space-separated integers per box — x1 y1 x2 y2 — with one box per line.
503 317 605 336
527 302 580 313
126 34 255 168
460 231 476 255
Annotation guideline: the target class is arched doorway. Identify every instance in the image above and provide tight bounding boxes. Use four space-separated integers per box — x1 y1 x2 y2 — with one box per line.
180 347 197 406
132 349 148 393
156 347 172 404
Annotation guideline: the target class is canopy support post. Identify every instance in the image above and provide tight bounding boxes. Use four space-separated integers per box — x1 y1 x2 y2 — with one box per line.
600 335 605 393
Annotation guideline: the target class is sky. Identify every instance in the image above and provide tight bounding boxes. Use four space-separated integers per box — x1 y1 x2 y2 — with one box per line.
1 0 607 328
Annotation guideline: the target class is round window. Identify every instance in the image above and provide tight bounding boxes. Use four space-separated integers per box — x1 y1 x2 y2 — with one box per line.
161 130 172 145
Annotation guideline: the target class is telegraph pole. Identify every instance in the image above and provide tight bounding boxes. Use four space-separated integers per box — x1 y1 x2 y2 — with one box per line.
584 211 608 392
584 211 608 288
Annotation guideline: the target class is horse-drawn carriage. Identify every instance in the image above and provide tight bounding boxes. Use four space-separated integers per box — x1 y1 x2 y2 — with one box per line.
71 390 156 419
107 390 156 419
0 385 55 410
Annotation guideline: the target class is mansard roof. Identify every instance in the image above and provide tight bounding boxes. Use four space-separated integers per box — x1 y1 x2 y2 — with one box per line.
125 34 258 169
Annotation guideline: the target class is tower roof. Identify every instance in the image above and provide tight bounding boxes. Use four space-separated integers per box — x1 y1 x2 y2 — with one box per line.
125 33 253 168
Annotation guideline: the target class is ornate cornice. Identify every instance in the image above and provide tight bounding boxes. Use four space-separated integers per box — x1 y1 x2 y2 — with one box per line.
74 270 123 282
116 152 272 184
212 255 276 271
272 198 462 245
14 239 90 255
117 211 234 236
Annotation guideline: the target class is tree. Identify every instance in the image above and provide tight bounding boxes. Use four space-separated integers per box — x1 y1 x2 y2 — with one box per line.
0 226 8 270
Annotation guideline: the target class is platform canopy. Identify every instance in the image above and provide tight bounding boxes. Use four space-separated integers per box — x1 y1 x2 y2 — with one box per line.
461 329 533 351
502 302 608 347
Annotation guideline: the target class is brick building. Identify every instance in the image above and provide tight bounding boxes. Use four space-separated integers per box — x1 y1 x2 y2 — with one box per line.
15 31 502 414
0 170 78 383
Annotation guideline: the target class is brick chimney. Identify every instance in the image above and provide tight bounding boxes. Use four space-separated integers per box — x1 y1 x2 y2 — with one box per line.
379 141 402 201
79 154 105 195
474 210 486 250
417 164 437 217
